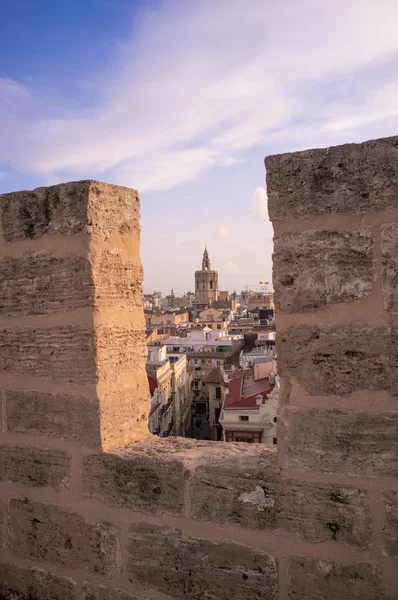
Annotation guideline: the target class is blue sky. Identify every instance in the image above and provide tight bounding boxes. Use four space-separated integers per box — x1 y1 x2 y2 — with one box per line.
1 0 398 295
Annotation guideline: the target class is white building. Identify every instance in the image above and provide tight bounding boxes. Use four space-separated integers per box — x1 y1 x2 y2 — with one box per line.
219 373 279 444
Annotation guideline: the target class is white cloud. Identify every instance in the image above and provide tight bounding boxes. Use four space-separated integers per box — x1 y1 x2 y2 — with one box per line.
2 0 398 190
218 225 231 241
227 261 238 273
251 187 268 221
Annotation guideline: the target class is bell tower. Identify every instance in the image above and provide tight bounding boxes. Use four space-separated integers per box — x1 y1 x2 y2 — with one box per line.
194 246 219 308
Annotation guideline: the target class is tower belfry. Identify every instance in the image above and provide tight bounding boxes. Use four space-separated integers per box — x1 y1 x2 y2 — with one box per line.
194 245 219 308
202 246 211 270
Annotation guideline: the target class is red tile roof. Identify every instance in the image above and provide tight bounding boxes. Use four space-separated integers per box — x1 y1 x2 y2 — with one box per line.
224 376 272 409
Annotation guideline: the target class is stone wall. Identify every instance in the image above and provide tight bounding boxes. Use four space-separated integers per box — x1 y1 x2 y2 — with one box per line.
0 137 397 600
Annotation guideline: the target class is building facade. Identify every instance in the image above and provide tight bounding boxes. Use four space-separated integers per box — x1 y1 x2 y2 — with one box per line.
194 247 219 307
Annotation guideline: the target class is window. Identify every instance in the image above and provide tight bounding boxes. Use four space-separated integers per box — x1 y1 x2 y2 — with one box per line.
239 415 249 421
216 387 222 399
216 360 221 367
210 280 213 289
225 431 262 443
217 324 221 330
194 359 198 365
273 416 277 423
207 359 212 364
201 359 205 365
273 438 277 445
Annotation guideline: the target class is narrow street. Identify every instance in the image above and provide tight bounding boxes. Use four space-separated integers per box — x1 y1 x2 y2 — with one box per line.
191 412 211 440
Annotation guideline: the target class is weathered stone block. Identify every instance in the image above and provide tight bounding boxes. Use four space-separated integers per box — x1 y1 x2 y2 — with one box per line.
0 325 145 384
96 326 146 383
0 325 97 384
0 498 5 548
190 453 372 548
128 523 278 600
0 253 93 317
0 562 77 600
1 180 140 241
265 135 398 220
381 223 398 314
6 389 101 447
91 250 143 312
278 406 398 477
383 491 398 559
273 231 373 312
287 558 386 600
99 381 149 449
278 324 398 396
0 445 71 488
83 447 184 516
83 582 145 600
8 499 122 577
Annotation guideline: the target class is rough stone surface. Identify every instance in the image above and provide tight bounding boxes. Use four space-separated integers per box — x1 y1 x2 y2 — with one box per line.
287 558 386 600
96 326 146 383
0 253 93 317
0 563 77 600
83 448 184 516
0 325 97 384
0 445 71 488
265 135 398 220
382 491 398 559
278 406 398 477
0 498 4 548
8 499 122 577
0 181 140 241
278 324 398 396
273 231 373 313
381 223 398 314
190 456 372 548
6 389 101 447
0 325 145 384
91 250 143 311
128 523 278 600
99 380 150 449
83 582 146 600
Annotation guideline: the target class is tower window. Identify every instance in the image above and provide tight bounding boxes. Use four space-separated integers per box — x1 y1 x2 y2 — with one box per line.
210 280 213 289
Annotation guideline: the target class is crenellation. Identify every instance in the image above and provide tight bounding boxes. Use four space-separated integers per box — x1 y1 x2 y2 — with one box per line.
0 134 398 598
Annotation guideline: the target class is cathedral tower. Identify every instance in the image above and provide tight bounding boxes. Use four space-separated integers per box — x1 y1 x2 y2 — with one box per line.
194 246 219 307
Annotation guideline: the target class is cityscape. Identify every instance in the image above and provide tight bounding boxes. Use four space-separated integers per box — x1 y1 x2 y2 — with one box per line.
144 246 278 444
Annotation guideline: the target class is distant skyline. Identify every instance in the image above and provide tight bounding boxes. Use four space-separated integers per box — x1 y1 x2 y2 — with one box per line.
2 0 398 294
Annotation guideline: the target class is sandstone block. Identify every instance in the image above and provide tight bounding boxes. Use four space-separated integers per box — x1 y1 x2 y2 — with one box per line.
6 389 101 447
190 454 372 548
382 491 398 559
8 499 122 577
83 447 184 515
91 250 143 312
96 326 146 383
278 324 398 396
381 223 398 314
273 231 373 312
128 523 278 600
265 135 398 220
287 557 386 600
0 253 93 317
83 582 145 600
99 381 149 449
0 325 96 384
0 325 145 384
0 562 77 600
278 406 398 477
0 445 71 488
0 498 5 548
1 180 140 241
